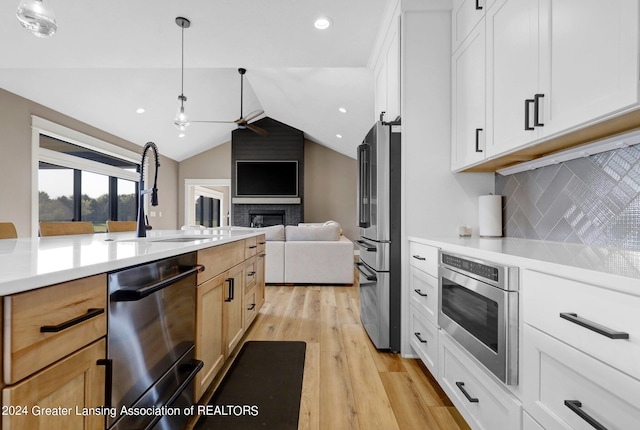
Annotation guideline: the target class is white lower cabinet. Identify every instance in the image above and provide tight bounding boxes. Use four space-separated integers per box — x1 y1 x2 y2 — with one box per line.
409 304 438 376
523 324 640 430
438 332 522 430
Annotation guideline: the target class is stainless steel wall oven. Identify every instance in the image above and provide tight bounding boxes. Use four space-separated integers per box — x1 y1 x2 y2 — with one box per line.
438 251 519 385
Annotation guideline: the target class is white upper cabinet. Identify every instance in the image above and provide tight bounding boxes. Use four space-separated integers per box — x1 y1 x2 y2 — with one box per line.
374 15 401 122
486 0 541 158
538 0 640 138
452 0 487 53
452 21 487 170
453 0 640 170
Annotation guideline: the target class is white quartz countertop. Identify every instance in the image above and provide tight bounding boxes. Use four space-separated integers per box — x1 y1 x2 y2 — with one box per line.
0 228 264 296
410 236 640 294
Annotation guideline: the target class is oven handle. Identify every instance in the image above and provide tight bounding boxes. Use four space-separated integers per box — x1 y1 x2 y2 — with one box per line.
354 262 377 281
111 265 205 302
141 359 204 430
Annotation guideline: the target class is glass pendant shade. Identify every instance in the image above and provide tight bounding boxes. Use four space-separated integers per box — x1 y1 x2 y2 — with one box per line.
16 0 57 38
174 96 190 131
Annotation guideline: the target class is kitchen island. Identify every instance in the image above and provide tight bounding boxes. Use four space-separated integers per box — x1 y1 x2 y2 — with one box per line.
0 228 267 430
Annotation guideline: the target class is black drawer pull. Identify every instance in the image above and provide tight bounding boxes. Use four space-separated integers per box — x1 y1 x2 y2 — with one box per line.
412 255 426 261
560 313 629 339
564 400 608 430
414 332 427 343
475 128 483 152
40 308 104 333
475 0 483 9
247 303 256 311
248 271 256 276
249 245 257 249
455 382 478 403
259 241 266 245
525 99 535 130
225 278 234 302
534 93 545 126
414 289 428 297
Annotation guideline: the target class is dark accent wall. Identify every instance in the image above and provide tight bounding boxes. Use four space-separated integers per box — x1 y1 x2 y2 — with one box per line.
231 117 304 226
495 144 640 249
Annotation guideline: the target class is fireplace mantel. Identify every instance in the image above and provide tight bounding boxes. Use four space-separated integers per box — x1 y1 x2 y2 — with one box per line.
232 197 301 204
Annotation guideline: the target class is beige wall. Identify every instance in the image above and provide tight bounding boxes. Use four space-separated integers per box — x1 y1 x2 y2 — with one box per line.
177 139 357 240
0 88 179 236
303 140 357 241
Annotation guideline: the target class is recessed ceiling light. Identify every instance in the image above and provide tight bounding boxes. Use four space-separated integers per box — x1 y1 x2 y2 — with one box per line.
314 17 332 30
136 108 145 114
338 107 347 113
336 134 343 139
178 133 185 138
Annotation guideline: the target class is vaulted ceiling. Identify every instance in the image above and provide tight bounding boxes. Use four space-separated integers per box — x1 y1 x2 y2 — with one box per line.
0 0 389 161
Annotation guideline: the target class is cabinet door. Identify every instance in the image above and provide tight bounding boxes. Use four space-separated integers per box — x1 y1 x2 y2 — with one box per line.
539 0 640 137
486 0 540 157
194 273 225 401
452 20 486 170
452 0 486 52
374 15 401 121
2 339 105 430
224 264 245 356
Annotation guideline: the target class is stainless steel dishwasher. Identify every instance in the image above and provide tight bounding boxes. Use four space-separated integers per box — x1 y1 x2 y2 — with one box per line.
106 252 204 430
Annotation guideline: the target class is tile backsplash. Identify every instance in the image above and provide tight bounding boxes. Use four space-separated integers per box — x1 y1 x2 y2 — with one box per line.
495 144 640 250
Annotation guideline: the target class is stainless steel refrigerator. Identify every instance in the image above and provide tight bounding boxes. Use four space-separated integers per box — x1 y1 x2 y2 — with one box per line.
355 120 401 352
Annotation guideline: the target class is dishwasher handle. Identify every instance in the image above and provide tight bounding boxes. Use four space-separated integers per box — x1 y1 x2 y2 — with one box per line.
111 265 204 302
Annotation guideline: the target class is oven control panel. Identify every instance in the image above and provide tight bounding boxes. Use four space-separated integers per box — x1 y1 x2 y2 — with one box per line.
441 253 499 282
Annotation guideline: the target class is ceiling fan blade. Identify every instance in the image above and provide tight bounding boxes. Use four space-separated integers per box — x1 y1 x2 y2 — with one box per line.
243 109 264 122
246 123 269 137
191 120 236 124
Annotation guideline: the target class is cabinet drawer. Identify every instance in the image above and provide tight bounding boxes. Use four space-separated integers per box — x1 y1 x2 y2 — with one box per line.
523 412 544 430
256 234 266 253
409 306 438 376
244 289 258 327
244 236 258 259
439 332 522 430
245 259 257 291
4 275 107 384
408 242 439 276
523 270 640 380
197 240 245 284
523 325 640 430
409 266 438 325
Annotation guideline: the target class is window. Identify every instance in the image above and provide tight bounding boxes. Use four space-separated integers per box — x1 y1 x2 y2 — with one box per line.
32 116 141 235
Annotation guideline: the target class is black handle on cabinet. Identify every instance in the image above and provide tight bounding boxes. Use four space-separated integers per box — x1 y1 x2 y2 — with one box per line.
40 308 105 333
249 245 257 249
455 382 479 403
111 265 205 302
475 0 483 10
225 278 234 302
564 400 608 430
414 289 428 297
247 303 256 311
534 93 545 126
559 313 629 339
414 332 427 343
259 241 266 245
475 128 483 152
97 358 112 408
412 255 426 261
248 271 256 277
525 99 535 130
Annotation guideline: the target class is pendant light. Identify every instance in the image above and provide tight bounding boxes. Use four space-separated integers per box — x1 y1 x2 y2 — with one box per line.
174 17 191 131
16 0 57 38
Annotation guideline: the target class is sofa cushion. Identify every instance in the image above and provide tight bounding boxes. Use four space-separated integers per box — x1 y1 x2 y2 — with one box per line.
263 224 285 241
323 220 343 235
285 224 340 241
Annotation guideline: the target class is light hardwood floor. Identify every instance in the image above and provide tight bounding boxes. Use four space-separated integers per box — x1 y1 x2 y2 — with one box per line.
195 284 471 430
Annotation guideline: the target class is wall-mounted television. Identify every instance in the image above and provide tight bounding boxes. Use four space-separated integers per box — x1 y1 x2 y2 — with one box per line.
235 160 298 197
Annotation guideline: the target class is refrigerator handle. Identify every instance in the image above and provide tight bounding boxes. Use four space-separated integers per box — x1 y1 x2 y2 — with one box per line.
354 262 377 281
358 144 371 228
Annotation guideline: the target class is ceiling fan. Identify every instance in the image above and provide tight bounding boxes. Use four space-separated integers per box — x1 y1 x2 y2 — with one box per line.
192 68 268 137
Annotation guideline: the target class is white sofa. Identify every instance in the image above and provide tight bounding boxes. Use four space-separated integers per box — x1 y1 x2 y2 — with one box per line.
262 223 354 284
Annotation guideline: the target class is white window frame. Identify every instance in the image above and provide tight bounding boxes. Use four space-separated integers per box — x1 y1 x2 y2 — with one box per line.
184 179 231 228
31 116 141 237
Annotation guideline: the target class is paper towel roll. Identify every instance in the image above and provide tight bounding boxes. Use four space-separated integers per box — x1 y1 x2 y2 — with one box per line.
479 195 503 237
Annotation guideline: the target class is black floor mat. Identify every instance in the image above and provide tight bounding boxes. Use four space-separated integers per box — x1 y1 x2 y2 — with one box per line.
194 341 306 430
